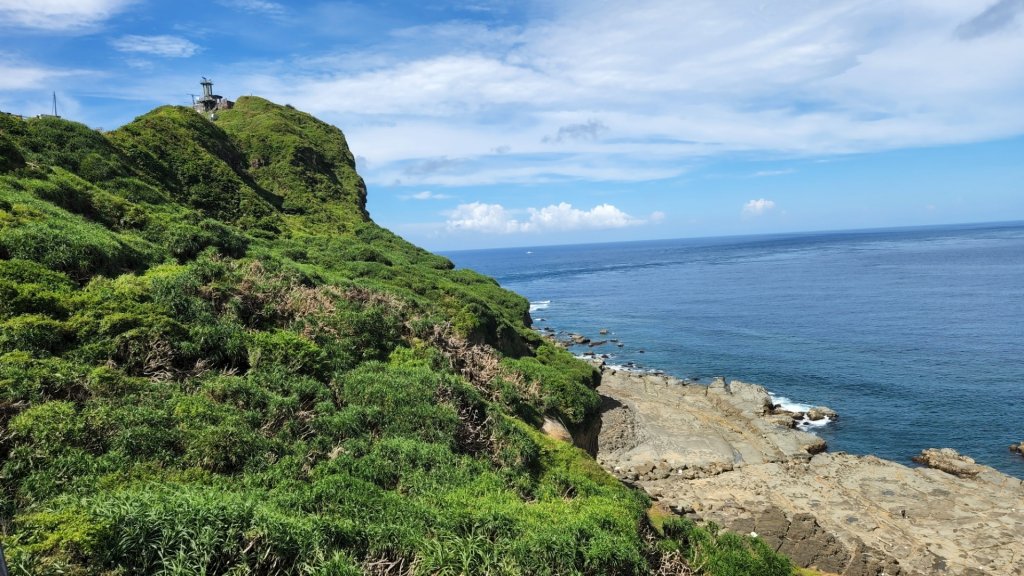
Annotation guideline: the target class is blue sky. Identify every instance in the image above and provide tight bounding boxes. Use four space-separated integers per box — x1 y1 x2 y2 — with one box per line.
1 0 1023 250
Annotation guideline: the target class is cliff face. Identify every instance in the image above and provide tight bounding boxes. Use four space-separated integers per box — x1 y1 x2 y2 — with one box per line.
0 101 668 574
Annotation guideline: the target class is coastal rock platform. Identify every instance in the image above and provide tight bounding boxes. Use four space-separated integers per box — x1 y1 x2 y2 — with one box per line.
595 368 1024 576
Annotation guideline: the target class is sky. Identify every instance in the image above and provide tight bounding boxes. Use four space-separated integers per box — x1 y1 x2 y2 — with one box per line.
1 0 1023 250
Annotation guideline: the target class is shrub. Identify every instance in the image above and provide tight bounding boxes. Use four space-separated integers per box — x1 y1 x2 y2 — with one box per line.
0 258 76 289
663 517 793 576
336 362 460 444
0 352 86 406
0 315 70 355
0 133 26 172
0 209 151 280
500 342 600 427
0 280 69 319
21 116 130 182
81 486 357 574
248 330 327 380
8 401 85 451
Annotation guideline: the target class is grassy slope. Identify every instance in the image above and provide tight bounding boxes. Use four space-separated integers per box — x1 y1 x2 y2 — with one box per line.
0 100 790 575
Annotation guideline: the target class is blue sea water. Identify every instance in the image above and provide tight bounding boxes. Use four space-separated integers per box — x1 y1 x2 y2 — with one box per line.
444 222 1024 478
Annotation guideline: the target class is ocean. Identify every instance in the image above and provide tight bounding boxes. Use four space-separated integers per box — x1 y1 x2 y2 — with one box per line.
444 222 1024 478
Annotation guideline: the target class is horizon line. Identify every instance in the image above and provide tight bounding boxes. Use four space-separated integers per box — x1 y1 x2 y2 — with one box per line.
438 219 1024 255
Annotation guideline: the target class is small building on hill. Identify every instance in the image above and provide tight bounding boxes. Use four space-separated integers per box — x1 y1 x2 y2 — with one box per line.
193 78 233 114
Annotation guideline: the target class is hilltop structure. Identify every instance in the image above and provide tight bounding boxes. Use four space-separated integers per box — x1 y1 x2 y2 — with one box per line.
192 77 233 114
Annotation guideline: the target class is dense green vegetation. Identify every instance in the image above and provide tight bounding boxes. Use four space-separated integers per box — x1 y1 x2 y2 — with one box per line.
0 101 791 575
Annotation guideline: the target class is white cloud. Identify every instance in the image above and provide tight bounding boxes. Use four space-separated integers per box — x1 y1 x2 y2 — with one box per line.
404 191 453 200
0 0 136 31
753 169 795 177
743 198 777 216
111 35 201 58
0 57 93 98
239 0 1024 187
528 202 641 231
0 64 63 91
446 202 524 234
218 0 285 16
446 202 646 233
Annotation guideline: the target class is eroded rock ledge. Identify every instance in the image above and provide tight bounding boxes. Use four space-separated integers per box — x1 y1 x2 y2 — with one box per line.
595 367 1024 576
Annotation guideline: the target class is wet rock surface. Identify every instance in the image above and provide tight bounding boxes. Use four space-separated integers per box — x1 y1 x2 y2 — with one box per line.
596 368 1024 576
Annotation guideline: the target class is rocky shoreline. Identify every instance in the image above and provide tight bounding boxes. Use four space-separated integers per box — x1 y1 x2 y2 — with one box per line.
591 365 1024 576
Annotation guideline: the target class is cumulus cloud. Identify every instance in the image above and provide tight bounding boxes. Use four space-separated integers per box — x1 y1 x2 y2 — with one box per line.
446 202 646 233
0 0 136 31
743 198 777 216
446 202 523 234
111 35 201 58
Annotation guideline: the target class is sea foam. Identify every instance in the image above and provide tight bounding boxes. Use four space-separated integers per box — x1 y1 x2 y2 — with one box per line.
771 394 832 430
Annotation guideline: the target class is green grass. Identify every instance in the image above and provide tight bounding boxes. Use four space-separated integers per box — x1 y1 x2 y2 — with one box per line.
0 99 793 575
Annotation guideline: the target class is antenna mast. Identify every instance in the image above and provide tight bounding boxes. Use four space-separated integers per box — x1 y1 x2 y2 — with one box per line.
52 92 58 117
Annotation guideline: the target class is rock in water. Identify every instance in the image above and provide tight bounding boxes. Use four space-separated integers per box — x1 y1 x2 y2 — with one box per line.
569 333 590 345
912 448 981 478
806 406 838 421
1010 442 1024 456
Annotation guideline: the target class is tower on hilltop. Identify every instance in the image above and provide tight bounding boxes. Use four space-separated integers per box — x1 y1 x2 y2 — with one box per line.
192 77 233 115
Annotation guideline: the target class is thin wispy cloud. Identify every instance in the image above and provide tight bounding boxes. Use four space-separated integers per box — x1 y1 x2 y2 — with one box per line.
0 62 77 91
402 157 465 177
111 35 201 58
0 0 136 31
239 0 1024 188
753 170 795 178
218 0 286 16
956 0 1024 40
403 191 453 201
543 120 609 143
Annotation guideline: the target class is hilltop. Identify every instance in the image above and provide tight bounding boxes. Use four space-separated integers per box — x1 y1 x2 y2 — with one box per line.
0 98 791 574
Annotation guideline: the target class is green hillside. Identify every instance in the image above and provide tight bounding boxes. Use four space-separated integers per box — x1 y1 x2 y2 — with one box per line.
0 98 790 575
